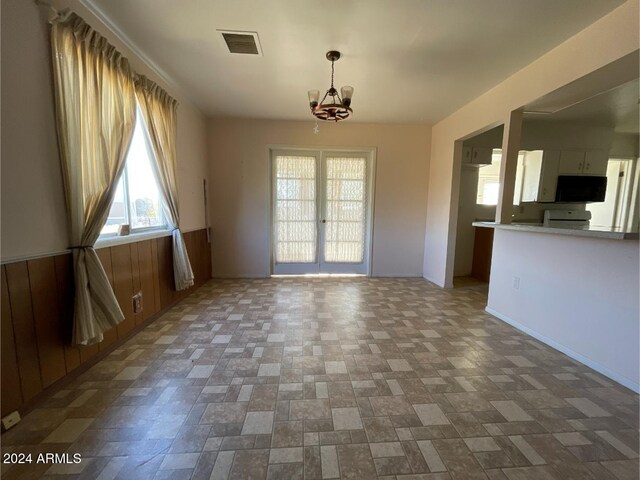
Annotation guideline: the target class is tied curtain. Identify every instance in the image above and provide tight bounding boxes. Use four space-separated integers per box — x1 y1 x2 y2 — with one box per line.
51 13 136 345
135 76 194 291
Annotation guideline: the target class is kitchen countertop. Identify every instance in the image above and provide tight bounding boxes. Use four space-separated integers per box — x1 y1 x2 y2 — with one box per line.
472 221 639 240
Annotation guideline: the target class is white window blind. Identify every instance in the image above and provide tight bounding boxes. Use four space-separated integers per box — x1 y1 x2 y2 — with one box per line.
273 155 317 263
324 157 367 263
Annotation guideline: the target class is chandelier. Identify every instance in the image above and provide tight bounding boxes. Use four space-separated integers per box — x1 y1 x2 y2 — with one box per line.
308 51 353 122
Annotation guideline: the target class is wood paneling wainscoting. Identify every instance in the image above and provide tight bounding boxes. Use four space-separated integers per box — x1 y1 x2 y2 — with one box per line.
1 229 211 418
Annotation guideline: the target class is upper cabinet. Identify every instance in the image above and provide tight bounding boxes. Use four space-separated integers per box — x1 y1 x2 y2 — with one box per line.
583 151 609 175
558 150 608 176
462 146 493 166
520 149 609 203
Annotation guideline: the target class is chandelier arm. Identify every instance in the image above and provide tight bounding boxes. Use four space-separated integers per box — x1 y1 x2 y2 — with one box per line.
319 90 330 106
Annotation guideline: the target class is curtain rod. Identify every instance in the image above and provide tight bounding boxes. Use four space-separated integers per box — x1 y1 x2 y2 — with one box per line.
34 0 66 21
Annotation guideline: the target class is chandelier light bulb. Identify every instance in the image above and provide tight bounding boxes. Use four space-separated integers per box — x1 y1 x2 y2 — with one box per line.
308 90 319 109
341 86 354 107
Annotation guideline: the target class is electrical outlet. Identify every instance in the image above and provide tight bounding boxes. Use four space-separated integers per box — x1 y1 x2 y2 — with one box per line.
2 411 21 431
512 276 520 290
132 291 143 314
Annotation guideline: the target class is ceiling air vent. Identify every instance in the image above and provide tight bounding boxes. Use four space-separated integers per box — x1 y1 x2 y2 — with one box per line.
218 30 262 55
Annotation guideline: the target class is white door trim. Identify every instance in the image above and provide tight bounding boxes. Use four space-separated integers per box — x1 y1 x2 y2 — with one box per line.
268 145 376 276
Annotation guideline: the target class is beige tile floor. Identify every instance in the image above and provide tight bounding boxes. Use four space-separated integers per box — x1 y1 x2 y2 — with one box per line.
1 278 638 479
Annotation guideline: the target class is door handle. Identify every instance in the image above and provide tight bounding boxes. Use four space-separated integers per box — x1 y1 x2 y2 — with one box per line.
321 219 326 224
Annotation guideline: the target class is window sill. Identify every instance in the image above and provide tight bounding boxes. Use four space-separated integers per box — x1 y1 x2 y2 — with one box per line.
95 228 172 249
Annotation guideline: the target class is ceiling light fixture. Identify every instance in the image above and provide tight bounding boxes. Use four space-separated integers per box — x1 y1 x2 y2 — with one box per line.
308 51 353 122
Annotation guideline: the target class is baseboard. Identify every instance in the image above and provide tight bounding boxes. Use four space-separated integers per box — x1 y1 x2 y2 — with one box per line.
371 273 423 278
212 274 269 279
485 307 640 393
422 275 447 288
211 274 428 279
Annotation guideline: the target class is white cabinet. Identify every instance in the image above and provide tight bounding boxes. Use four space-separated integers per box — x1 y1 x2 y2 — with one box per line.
558 150 584 175
583 151 608 175
462 146 493 166
558 150 608 176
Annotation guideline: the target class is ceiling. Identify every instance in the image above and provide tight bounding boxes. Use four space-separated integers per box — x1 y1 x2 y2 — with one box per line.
525 79 639 134
85 0 625 124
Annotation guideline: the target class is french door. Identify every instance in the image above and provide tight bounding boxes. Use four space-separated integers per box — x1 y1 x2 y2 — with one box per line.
271 149 374 275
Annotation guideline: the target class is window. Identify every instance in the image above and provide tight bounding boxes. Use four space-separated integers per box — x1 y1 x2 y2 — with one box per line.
476 149 533 206
476 150 503 205
101 109 165 235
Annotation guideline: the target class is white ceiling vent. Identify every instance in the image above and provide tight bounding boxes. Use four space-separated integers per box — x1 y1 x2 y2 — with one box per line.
218 30 262 56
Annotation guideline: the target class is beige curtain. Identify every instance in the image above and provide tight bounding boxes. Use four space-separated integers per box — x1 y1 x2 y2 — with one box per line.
51 13 136 345
135 76 194 291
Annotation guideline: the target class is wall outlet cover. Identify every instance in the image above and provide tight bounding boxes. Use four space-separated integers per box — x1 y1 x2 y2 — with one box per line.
2 411 21 431
133 291 143 314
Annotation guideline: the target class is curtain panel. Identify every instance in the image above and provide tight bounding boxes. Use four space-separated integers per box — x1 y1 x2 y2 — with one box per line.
135 76 194 291
51 13 136 345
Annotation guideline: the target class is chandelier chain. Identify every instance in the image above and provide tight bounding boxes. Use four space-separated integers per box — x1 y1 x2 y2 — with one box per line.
332 61 336 92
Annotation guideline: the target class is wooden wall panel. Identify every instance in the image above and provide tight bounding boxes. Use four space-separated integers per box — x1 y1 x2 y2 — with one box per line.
79 341 100 363
137 240 158 322
204 230 212 280
157 236 173 309
27 257 66 388
188 231 202 284
184 231 195 282
111 244 135 338
1 229 210 417
96 248 118 350
150 239 162 315
53 255 80 373
200 229 212 282
182 230 211 290
1 266 23 417
129 243 143 326
172 236 180 303
4 262 42 402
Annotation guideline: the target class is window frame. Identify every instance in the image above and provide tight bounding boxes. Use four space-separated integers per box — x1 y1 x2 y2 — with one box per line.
99 107 168 240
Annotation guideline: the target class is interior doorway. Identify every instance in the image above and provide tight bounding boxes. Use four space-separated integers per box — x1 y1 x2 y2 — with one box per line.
588 158 638 230
270 148 375 275
453 125 504 286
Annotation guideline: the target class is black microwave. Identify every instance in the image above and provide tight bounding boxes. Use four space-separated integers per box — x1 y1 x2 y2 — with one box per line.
555 175 607 203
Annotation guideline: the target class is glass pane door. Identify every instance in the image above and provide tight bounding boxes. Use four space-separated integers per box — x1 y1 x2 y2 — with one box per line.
272 153 320 274
271 149 373 276
320 154 370 274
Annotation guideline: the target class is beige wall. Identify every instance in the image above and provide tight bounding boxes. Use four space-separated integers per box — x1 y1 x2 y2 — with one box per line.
611 133 640 157
423 0 639 287
208 119 430 277
1 0 209 261
488 229 639 391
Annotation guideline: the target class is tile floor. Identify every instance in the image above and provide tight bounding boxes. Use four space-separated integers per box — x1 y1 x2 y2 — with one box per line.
1 278 638 479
